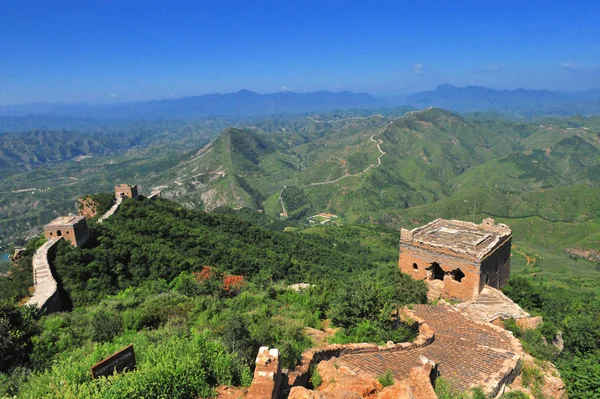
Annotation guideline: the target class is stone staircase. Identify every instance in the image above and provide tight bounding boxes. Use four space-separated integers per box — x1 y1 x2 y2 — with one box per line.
25 237 62 310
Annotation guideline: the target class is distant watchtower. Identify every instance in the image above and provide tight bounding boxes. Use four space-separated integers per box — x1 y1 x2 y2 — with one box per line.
399 218 512 301
44 215 90 247
115 184 138 199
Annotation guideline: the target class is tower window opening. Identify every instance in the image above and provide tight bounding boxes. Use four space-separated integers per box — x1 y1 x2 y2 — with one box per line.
451 268 465 283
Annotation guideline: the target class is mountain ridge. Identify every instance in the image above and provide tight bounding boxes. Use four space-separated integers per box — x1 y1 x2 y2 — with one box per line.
4 85 600 121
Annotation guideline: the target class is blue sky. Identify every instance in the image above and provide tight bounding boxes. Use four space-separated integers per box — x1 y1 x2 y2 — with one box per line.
1 0 599 104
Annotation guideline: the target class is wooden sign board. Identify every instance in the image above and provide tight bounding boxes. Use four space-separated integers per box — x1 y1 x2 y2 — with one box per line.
91 344 136 379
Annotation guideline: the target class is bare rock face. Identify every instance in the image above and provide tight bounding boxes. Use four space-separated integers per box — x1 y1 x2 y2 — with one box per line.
552 331 564 352
77 196 99 218
10 248 25 262
317 359 382 398
377 384 411 399
542 375 567 399
287 358 439 399
288 387 328 399
508 355 566 399
516 316 544 331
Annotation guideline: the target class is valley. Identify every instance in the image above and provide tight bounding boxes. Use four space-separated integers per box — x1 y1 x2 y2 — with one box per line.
2 107 599 293
1 106 600 398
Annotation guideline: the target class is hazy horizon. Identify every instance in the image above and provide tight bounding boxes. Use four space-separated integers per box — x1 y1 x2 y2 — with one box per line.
2 0 599 105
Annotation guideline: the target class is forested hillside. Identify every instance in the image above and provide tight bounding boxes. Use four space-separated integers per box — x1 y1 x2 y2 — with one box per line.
0 196 426 398
1 196 599 397
149 110 600 282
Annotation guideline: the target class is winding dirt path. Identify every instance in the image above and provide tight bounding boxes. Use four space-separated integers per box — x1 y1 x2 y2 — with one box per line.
278 120 392 216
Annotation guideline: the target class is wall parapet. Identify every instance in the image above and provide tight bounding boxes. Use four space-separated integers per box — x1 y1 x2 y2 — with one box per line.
25 237 62 313
247 346 282 399
287 310 434 387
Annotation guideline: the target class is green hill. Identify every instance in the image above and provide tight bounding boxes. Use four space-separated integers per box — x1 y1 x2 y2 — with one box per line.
146 109 600 290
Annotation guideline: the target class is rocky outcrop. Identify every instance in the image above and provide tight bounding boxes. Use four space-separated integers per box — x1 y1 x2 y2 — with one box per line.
503 354 566 399
516 316 544 331
287 357 438 399
552 331 564 352
456 286 530 323
78 196 100 218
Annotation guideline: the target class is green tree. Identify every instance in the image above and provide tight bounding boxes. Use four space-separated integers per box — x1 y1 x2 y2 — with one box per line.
0 302 37 372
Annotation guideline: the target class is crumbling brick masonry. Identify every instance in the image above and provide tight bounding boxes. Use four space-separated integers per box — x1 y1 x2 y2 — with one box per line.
399 218 511 301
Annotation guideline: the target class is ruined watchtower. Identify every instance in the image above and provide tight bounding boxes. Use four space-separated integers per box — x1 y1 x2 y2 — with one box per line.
399 218 511 301
44 215 90 247
115 184 138 199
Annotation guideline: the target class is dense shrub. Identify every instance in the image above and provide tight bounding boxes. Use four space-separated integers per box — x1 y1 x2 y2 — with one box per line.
503 276 600 398
0 302 38 373
14 331 251 399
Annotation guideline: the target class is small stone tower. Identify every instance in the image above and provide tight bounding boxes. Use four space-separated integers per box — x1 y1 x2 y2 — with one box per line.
44 215 90 247
115 184 138 199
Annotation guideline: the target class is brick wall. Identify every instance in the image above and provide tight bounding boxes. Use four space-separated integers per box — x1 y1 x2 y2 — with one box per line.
479 238 511 291
247 347 282 399
399 244 480 301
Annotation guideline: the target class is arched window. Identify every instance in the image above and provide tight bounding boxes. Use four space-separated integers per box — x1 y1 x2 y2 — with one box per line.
56 230 62 237
412 263 418 270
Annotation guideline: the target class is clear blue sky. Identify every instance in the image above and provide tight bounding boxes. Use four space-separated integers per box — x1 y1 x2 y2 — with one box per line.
1 0 599 104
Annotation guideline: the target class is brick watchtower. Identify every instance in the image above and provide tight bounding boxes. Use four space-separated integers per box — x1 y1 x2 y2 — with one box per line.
115 184 138 199
43 215 90 247
399 218 512 301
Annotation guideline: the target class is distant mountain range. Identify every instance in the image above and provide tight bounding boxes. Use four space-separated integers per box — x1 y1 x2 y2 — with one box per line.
402 84 600 115
2 85 600 121
0 90 380 120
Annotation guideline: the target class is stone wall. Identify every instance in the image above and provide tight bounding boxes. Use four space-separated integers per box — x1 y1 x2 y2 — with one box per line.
247 347 282 399
25 238 62 313
399 244 480 301
97 196 123 224
478 240 511 291
287 312 434 388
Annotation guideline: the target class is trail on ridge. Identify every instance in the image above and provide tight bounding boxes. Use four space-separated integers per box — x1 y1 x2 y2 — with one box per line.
278 119 393 216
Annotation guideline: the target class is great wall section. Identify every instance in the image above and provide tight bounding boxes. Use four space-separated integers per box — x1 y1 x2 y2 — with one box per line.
12 176 566 398
245 298 564 399
97 195 123 224
24 237 62 313
23 184 136 312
